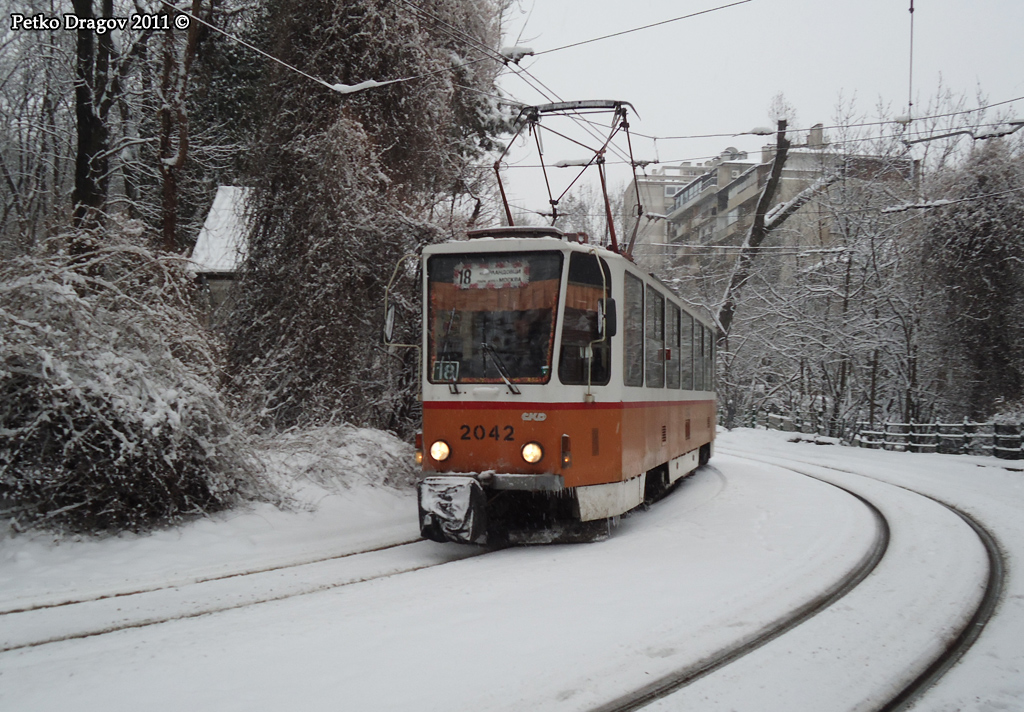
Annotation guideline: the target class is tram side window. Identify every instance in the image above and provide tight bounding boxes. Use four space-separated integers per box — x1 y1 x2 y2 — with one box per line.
693 321 705 391
679 310 694 390
666 303 681 389
558 253 612 386
623 273 644 387
645 287 665 388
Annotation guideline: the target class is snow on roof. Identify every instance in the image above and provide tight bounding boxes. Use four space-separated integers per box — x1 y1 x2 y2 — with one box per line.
189 186 251 274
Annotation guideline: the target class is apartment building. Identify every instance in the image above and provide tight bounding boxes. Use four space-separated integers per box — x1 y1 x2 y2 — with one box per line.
659 126 840 278
620 162 712 271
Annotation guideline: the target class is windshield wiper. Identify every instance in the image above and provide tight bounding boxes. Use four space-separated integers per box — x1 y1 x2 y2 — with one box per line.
481 343 521 395
438 307 460 394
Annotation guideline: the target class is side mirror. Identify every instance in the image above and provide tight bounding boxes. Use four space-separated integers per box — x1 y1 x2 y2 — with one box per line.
598 298 617 338
381 252 420 347
382 303 396 344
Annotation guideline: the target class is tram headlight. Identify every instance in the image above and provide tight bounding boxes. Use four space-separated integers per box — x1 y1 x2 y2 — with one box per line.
521 442 544 464
429 440 451 462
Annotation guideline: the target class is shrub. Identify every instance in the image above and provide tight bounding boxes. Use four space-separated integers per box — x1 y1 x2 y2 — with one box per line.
0 229 271 533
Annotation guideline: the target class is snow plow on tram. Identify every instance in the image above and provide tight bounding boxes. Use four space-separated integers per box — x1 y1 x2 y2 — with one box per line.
386 101 717 544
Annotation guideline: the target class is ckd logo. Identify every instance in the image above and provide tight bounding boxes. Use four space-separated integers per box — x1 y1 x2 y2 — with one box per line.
521 412 547 422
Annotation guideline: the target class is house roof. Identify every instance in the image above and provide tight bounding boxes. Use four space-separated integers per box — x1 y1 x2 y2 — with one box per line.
190 186 250 274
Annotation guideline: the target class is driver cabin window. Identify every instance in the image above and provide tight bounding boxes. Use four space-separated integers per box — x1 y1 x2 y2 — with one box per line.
558 253 612 385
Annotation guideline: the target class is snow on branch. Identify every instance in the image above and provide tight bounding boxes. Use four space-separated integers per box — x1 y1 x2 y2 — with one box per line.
500 46 534 64
880 199 956 214
327 79 403 95
764 173 843 232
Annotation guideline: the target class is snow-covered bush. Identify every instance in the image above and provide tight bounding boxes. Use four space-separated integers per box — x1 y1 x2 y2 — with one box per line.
0 230 272 533
993 400 1024 426
258 424 419 493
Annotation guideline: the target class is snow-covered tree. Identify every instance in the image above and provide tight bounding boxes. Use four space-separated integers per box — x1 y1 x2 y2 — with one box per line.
0 2 283 533
0 2 77 255
712 92 1024 430
224 0 510 434
918 139 1024 419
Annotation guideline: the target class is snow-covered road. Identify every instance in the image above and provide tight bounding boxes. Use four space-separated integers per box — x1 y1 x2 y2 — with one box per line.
1 429 1021 711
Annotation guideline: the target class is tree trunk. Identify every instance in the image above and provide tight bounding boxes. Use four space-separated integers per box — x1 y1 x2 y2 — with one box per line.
71 0 114 230
158 0 204 253
716 120 791 335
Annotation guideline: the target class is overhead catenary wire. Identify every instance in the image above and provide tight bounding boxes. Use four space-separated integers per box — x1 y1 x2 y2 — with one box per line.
163 0 1021 168
160 0 1022 149
485 111 1024 173
530 0 753 56
174 0 1022 231
633 96 1024 143
395 0 638 169
159 0 500 94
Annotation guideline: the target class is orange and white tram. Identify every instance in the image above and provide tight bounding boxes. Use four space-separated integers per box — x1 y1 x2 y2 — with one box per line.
415 226 717 544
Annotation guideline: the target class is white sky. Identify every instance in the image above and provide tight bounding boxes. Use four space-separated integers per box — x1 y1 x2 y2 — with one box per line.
495 0 1024 217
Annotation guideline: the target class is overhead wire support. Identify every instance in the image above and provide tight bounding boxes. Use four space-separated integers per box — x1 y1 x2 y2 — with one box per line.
491 100 641 254
493 120 529 226
907 0 916 121
531 122 558 223
622 111 646 257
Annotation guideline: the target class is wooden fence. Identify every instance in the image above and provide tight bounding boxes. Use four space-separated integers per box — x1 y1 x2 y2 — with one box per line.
743 411 1024 460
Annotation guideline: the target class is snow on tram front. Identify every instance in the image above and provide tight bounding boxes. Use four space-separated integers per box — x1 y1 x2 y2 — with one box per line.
413 226 717 544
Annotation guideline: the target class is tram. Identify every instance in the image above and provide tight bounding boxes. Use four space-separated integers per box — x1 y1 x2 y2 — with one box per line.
392 101 717 544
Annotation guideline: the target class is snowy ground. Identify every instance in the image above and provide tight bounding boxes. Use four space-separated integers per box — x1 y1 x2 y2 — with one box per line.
0 425 421 611
1 428 1022 711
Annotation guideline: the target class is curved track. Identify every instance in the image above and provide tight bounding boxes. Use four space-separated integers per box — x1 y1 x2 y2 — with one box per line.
594 463 892 712
721 449 1006 711
0 537 422 616
673 446 1005 712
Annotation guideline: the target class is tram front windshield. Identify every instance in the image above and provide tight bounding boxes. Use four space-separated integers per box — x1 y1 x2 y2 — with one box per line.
427 251 563 385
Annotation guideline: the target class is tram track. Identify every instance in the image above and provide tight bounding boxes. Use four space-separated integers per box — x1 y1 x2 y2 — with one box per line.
718 447 1006 712
593 449 1004 712
0 536 485 653
592 463 892 712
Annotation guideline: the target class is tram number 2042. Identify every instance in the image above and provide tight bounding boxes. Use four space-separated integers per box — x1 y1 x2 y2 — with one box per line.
460 424 515 441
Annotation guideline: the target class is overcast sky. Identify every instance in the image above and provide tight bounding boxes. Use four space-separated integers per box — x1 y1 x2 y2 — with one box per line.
495 0 1024 217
